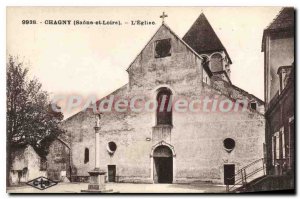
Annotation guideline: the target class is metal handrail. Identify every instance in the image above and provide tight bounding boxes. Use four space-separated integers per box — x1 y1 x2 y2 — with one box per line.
229 167 264 191
226 158 265 192
226 158 264 181
243 158 264 170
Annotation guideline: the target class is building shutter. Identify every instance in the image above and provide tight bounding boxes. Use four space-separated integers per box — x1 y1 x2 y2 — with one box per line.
281 128 286 159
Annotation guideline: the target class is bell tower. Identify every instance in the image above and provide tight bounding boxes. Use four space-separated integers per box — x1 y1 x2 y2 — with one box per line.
183 13 232 82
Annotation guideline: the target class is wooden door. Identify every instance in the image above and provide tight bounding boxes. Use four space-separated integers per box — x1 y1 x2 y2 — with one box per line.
108 165 116 182
224 164 235 185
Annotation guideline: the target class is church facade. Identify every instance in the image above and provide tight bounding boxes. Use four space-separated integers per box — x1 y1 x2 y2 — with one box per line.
61 13 265 184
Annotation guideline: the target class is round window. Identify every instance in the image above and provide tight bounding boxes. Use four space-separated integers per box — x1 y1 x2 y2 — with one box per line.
223 138 235 152
107 142 117 154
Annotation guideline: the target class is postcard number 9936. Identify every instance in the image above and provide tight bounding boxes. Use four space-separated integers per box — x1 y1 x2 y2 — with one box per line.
22 20 37 25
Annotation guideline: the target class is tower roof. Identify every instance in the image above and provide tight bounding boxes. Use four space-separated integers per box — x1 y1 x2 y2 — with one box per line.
265 7 294 31
183 13 232 64
262 7 294 51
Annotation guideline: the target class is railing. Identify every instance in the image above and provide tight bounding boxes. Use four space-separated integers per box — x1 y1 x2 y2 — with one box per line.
227 158 266 192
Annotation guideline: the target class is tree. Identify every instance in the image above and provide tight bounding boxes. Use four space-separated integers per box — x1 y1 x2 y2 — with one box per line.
6 55 64 185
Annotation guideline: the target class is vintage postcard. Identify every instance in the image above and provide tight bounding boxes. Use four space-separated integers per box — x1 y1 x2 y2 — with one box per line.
6 7 295 193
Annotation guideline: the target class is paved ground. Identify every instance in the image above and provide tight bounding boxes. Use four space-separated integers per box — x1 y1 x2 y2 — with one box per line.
7 182 227 193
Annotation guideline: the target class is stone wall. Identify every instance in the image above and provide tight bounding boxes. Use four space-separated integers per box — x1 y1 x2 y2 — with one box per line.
46 139 71 181
62 110 96 178
127 24 204 93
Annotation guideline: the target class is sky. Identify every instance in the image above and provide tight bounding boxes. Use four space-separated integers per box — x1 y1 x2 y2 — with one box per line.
7 7 282 118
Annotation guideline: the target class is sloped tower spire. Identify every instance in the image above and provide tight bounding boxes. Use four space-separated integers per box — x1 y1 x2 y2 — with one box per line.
183 13 232 81
183 13 231 63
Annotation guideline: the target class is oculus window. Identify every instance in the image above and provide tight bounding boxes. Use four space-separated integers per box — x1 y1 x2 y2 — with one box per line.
107 141 117 154
223 138 235 152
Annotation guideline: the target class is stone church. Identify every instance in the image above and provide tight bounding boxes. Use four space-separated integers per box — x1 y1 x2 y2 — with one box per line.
59 13 265 184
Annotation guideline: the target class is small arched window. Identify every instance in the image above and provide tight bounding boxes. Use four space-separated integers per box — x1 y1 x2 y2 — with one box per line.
156 87 172 125
84 148 89 164
210 53 223 72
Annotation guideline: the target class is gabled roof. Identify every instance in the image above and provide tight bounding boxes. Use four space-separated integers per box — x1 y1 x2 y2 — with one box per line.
183 13 232 64
262 7 294 51
126 23 212 77
63 83 129 123
56 137 70 149
266 7 294 31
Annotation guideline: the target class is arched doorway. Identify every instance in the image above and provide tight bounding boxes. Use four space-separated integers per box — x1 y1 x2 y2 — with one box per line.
153 145 173 183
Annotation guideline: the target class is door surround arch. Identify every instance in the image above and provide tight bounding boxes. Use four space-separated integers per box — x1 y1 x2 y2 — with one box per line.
150 141 176 183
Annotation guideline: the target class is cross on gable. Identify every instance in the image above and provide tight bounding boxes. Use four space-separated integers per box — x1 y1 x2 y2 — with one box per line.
160 12 168 24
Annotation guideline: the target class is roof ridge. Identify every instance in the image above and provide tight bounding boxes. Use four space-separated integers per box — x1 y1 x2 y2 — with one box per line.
203 83 265 116
211 74 264 104
265 7 285 30
63 83 128 122
126 25 163 72
156 23 213 76
162 23 203 60
126 23 213 76
261 7 294 51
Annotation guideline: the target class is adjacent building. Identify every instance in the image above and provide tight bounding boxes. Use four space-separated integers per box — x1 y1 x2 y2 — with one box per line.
9 145 46 185
262 7 295 190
